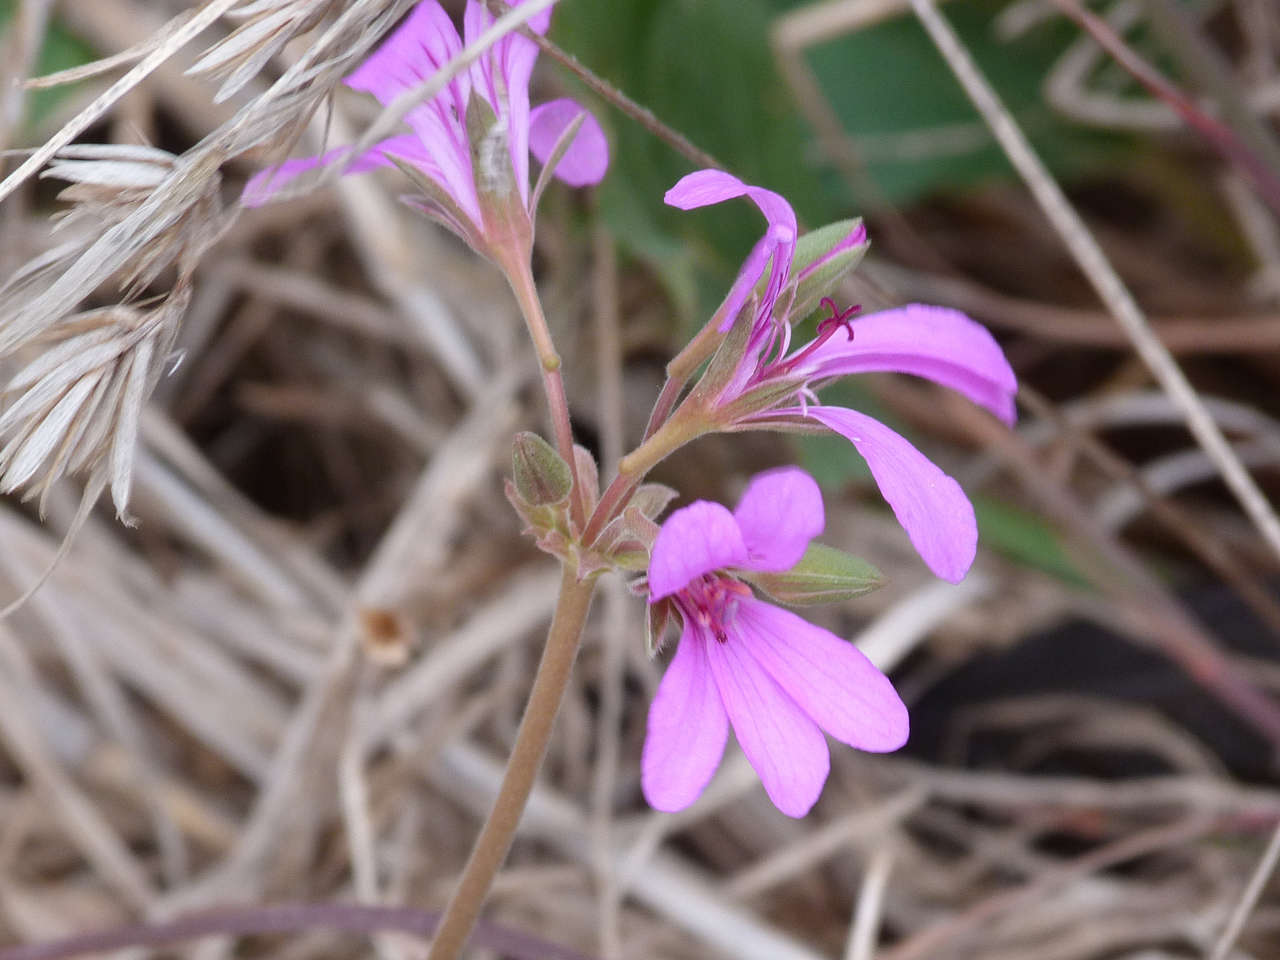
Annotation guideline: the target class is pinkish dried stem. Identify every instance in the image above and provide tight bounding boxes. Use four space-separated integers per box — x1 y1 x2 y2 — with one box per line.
423 566 595 960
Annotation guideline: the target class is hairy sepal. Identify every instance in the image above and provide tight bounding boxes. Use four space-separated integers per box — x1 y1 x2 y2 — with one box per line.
741 542 884 606
787 220 868 324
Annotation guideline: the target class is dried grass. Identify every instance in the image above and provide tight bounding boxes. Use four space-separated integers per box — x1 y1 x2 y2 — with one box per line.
0 1 1277 959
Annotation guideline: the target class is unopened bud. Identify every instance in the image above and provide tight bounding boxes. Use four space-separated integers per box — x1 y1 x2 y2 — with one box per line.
512 431 572 506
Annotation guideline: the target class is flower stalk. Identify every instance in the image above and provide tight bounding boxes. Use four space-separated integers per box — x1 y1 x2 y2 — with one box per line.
424 566 595 960
503 258 584 528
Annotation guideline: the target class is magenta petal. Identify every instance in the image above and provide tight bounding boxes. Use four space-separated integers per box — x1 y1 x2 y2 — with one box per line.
799 304 1018 425
665 170 796 330
707 631 829 817
664 169 750 210
242 151 335 207
734 598 908 752
346 1 464 105
711 224 789 331
240 135 437 208
529 99 609 186
648 501 749 600
732 467 824 572
801 406 978 583
642 622 730 812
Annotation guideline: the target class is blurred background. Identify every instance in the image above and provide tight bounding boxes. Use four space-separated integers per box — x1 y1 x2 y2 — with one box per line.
2 0 1280 957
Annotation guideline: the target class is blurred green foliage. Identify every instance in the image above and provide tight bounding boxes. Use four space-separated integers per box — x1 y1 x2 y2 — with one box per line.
0 0 96 139
553 0 1128 326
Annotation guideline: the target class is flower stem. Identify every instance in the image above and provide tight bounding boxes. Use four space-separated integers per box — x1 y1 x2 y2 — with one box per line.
581 409 703 544
423 566 595 960
505 260 584 528
665 313 726 385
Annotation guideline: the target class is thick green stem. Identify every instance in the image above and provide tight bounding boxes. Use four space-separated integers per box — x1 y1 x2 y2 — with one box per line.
423 567 595 960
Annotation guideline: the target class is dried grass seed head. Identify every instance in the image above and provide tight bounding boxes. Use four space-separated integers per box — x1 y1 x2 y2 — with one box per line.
41 144 224 294
0 290 188 520
189 0 345 103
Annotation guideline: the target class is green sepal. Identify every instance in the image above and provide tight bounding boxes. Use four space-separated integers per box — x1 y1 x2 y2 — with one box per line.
574 444 600 516
628 482 678 520
787 220 868 324
684 302 754 412
741 542 884 606
591 505 659 571
466 90 530 254
512 431 572 506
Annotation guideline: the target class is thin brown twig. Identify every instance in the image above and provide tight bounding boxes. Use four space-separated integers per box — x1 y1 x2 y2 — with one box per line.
1017 385 1280 639
879 815 1217 960
1048 0 1280 219
0 902 596 960
423 568 596 960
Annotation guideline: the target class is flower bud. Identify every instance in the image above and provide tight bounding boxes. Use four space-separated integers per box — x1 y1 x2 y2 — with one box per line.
512 431 572 506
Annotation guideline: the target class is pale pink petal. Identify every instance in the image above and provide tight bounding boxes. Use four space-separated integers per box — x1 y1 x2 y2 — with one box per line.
241 135 427 207
648 501 748 600
732 466 823 572
529 99 609 186
797 304 1018 425
734 597 908 751
707 632 829 817
642 622 729 812
665 170 797 331
799 406 978 583
347 1 465 106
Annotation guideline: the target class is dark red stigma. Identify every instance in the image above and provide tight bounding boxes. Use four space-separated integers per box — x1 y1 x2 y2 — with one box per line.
817 297 860 341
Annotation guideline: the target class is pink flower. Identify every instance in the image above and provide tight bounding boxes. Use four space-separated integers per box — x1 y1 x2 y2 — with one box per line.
242 0 608 259
667 170 1018 584
643 467 909 818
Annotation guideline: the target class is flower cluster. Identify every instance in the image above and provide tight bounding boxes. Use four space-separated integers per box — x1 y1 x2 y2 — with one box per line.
242 1 1019 820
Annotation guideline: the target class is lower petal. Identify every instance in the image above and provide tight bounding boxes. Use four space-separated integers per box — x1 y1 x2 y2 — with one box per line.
529 98 609 187
707 632 829 817
802 406 978 583
734 597 908 752
642 622 729 812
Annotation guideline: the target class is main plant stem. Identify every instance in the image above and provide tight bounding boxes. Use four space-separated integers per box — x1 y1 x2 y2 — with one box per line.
424 567 595 960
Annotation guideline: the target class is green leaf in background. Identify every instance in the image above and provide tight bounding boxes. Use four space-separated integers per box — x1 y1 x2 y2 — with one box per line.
973 495 1085 585
555 0 1134 319
553 0 843 329
770 0 1131 204
0 0 96 140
